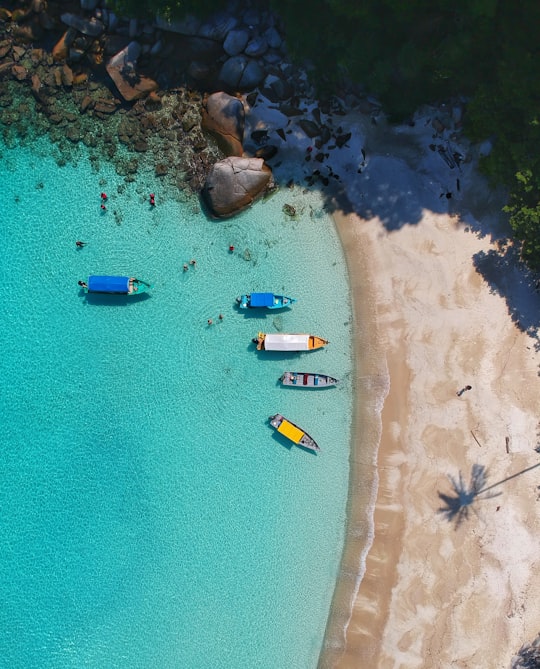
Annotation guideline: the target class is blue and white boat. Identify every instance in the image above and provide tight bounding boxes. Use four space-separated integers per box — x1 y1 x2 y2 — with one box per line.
280 372 340 388
79 275 152 295
236 292 296 309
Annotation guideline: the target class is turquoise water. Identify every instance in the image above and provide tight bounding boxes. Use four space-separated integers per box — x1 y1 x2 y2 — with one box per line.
0 136 353 668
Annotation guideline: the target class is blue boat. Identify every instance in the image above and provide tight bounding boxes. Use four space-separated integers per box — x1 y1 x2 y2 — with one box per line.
236 292 296 309
79 275 152 295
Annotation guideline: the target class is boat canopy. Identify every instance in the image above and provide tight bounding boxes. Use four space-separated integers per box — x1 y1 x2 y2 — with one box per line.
250 292 274 307
264 333 310 351
277 419 304 444
88 275 130 294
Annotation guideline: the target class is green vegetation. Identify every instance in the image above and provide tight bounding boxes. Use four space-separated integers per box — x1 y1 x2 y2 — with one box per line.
109 0 221 20
109 0 540 268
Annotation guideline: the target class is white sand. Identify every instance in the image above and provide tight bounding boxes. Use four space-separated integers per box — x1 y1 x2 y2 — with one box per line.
244 93 540 668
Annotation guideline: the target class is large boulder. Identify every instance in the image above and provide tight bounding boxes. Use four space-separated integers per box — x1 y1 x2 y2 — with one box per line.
52 29 76 61
106 42 158 101
218 55 264 91
60 13 104 37
223 29 249 56
198 14 238 40
202 157 272 218
201 91 244 157
245 36 268 57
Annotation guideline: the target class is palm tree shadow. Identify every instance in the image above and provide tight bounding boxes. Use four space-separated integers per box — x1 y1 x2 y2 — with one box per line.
438 464 501 528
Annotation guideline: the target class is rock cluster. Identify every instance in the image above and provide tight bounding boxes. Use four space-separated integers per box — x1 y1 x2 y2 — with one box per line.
0 1 379 217
0 1 302 208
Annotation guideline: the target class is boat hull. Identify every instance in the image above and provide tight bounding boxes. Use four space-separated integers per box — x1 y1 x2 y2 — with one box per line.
84 276 152 295
237 293 296 309
280 372 339 388
254 332 329 351
269 413 320 451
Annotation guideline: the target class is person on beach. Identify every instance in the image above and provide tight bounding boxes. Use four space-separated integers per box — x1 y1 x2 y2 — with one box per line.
456 384 472 397
75 241 86 247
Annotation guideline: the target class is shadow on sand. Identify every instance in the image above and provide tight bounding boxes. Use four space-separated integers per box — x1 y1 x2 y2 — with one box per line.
438 461 540 529
262 110 540 363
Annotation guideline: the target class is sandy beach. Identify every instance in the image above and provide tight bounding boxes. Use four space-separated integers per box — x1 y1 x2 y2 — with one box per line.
244 93 540 668
319 117 540 668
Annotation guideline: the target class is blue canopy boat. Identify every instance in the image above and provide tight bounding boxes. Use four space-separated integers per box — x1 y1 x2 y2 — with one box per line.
236 292 296 309
80 276 152 295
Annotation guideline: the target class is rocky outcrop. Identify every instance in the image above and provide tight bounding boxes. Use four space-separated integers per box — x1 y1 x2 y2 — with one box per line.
202 157 272 218
0 0 388 210
201 92 244 157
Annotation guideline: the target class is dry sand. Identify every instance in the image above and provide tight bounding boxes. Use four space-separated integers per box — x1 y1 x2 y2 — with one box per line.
321 136 540 668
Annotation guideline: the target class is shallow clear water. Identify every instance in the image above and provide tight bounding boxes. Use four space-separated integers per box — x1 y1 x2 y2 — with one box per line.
0 136 353 668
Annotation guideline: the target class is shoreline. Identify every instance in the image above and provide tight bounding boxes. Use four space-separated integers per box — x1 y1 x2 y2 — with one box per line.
321 195 540 667
318 211 389 669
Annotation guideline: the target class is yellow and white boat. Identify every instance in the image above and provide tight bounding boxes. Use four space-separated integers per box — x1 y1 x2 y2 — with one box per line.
253 332 328 352
269 414 320 452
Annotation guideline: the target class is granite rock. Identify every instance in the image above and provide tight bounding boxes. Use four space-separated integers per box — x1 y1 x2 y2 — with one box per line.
201 91 244 157
202 156 271 218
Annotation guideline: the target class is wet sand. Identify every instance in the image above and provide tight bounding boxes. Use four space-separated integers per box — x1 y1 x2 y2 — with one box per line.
321 200 540 668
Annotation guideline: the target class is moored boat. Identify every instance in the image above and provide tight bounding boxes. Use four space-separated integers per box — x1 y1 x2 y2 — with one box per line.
79 276 152 295
236 292 296 309
269 413 320 452
280 371 339 388
253 332 328 351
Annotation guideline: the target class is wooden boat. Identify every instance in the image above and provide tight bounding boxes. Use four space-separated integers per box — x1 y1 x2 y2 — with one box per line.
236 292 296 309
81 276 152 295
269 413 320 452
253 332 328 351
280 371 340 388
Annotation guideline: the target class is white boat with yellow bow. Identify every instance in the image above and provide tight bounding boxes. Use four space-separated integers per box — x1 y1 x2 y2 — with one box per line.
269 414 320 452
253 332 328 352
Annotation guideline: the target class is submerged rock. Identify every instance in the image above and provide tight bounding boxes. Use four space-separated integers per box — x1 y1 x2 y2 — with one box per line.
282 203 296 217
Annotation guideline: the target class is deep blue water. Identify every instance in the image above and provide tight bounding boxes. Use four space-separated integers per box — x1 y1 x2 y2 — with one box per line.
0 136 353 668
